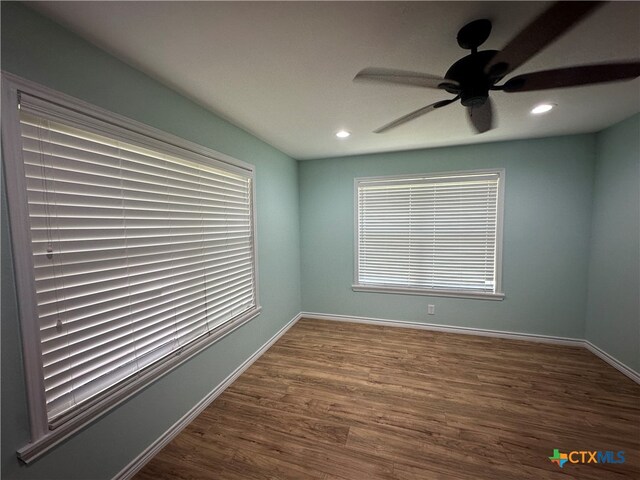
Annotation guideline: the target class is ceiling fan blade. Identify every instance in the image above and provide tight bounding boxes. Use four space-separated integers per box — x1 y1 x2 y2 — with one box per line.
485 2 605 79
374 98 457 134
467 98 494 134
355 67 459 90
502 62 640 92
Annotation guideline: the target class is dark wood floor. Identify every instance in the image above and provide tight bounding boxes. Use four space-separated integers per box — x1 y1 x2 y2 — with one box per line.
135 318 640 480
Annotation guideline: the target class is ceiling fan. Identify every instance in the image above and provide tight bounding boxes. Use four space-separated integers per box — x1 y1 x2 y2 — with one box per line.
354 1 640 134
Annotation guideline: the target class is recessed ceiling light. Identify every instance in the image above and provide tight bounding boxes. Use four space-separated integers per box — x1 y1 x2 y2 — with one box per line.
335 130 351 138
531 103 556 115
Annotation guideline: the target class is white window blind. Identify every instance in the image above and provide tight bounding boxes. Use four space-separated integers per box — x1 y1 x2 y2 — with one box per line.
355 171 504 298
16 93 257 426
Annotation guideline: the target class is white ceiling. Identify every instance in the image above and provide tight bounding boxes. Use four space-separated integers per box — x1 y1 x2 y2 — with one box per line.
29 1 640 160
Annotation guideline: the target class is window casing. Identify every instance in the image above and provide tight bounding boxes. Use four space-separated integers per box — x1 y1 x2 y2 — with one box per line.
354 170 504 300
1 74 261 462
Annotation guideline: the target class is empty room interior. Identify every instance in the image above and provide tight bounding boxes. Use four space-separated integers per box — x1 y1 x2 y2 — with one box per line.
2 1 640 479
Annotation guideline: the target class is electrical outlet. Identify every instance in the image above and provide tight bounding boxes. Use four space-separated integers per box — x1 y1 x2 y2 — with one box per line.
427 304 435 315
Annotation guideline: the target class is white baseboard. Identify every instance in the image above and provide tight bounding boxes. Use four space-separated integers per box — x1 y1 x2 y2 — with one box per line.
301 311 640 384
584 340 640 384
113 310 639 480
113 313 302 480
300 311 584 346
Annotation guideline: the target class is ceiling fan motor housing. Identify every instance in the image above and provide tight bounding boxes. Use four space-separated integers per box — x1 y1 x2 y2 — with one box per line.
356 4 640 135
445 50 498 107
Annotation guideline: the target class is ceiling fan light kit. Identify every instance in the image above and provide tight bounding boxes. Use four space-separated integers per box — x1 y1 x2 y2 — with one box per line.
354 1 640 135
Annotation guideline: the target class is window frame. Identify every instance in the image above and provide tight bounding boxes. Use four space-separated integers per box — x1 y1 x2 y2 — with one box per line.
353 169 505 300
1 72 261 463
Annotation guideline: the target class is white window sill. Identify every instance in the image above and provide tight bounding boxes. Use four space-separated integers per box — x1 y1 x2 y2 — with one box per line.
17 306 262 464
352 284 505 301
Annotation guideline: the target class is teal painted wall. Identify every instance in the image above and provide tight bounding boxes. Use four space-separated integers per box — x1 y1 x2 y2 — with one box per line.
1 2 637 480
1 3 300 479
585 114 640 372
299 136 597 338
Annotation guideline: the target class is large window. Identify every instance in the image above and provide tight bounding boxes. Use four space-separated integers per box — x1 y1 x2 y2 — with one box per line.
354 170 504 299
2 75 260 461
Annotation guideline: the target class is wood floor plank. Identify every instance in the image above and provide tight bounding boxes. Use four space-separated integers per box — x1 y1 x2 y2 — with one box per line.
135 318 640 479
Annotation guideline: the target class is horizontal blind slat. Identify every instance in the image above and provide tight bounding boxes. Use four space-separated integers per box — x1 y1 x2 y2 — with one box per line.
19 104 257 423
357 173 499 294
